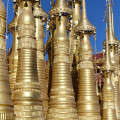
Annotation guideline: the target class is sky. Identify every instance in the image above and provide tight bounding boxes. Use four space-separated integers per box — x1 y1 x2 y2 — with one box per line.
3 0 120 54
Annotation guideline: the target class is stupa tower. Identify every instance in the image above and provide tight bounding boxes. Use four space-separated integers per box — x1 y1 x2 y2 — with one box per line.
33 0 48 116
101 2 117 119
13 0 45 119
47 0 79 119
68 0 81 70
107 1 120 119
67 0 81 101
74 0 101 119
0 0 15 119
8 0 18 100
46 1 57 96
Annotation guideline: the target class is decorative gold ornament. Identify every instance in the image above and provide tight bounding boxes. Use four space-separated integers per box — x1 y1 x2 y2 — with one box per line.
33 1 48 116
0 0 15 119
47 0 79 119
49 0 71 16
13 1 45 119
75 0 101 119
8 2 18 100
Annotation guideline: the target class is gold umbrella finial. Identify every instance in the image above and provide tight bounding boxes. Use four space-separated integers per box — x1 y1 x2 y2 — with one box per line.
75 0 96 34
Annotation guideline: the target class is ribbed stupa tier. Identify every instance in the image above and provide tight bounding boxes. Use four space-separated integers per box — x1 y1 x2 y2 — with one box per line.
76 34 101 120
111 57 120 120
13 1 45 119
0 0 15 119
47 16 78 120
68 0 81 101
74 0 101 119
102 71 117 120
8 4 18 100
108 3 120 119
46 29 55 96
33 2 48 115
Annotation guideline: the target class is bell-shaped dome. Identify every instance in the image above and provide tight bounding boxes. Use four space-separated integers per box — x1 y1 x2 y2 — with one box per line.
18 9 35 25
18 2 35 25
108 3 119 45
75 0 96 34
49 0 72 16
33 2 48 21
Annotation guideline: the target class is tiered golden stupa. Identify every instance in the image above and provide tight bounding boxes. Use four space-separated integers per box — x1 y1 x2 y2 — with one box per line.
33 0 48 116
47 0 79 119
8 1 18 100
107 1 120 119
1 0 120 120
46 2 56 96
0 0 15 119
101 2 117 119
68 0 81 101
74 0 101 119
13 0 45 119
68 0 81 69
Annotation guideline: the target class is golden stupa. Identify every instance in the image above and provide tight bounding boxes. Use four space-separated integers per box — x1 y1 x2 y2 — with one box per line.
1 0 120 120
8 3 18 100
101 2 116 119
74 0 101 119
103 1 120 119
68 0 81 101
47 0 79 119
0 0 15 119
33 0 48 116
13 0 45 119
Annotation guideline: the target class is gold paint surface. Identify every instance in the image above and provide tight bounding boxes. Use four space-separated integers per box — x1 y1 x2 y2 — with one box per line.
0 0 15 119
75 0 101 119
69 1 81 101
13 1 45 119
107 2 120 119
49 0 72 16
33 1 48 116
47 14 78 119
101 11 117 119
8 4 18 100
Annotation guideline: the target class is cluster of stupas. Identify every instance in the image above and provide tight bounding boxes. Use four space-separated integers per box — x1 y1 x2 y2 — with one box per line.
0 0 120 120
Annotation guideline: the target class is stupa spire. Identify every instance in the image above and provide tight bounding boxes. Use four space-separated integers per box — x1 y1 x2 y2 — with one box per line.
75 0 101 119
107 1 120 119
47 0 78 119
101 2 117 119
